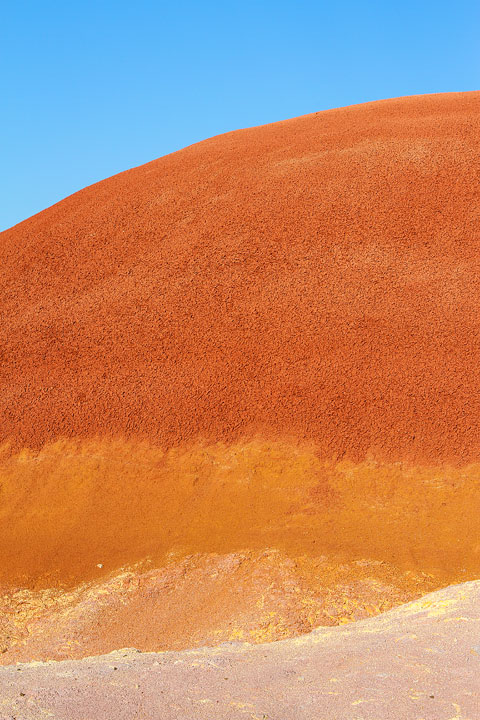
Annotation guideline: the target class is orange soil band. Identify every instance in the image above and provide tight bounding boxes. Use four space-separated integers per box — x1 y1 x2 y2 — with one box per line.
0 438 479 588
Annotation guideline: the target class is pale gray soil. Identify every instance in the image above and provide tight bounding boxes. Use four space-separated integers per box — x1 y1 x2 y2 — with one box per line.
0 581 479 719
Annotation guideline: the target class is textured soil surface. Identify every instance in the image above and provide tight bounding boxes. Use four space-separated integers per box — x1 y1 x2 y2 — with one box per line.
1 91 479 462
1 92 480 715
0 551 437 664
1 581 479 720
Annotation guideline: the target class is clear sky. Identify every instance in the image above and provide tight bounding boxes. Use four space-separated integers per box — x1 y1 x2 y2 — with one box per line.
1 0 478 231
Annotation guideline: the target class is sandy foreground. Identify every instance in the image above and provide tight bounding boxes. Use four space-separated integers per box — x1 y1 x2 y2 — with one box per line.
0 580 478 720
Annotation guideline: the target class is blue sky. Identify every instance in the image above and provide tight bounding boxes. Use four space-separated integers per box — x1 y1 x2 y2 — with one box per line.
1 0 479 231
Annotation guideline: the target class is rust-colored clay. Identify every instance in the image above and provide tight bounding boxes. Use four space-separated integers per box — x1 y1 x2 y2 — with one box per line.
1 92 479 462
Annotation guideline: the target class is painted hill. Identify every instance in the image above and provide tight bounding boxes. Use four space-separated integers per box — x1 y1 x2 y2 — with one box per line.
0 93 479 671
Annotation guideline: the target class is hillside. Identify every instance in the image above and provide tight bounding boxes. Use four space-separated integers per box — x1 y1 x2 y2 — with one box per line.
1 93 479 664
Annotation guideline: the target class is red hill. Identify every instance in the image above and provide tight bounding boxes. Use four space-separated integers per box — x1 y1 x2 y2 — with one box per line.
1 91 479 462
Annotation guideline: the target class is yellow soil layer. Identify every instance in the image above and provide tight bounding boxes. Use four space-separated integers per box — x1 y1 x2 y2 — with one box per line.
0 551 435 663
0 437 479 589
